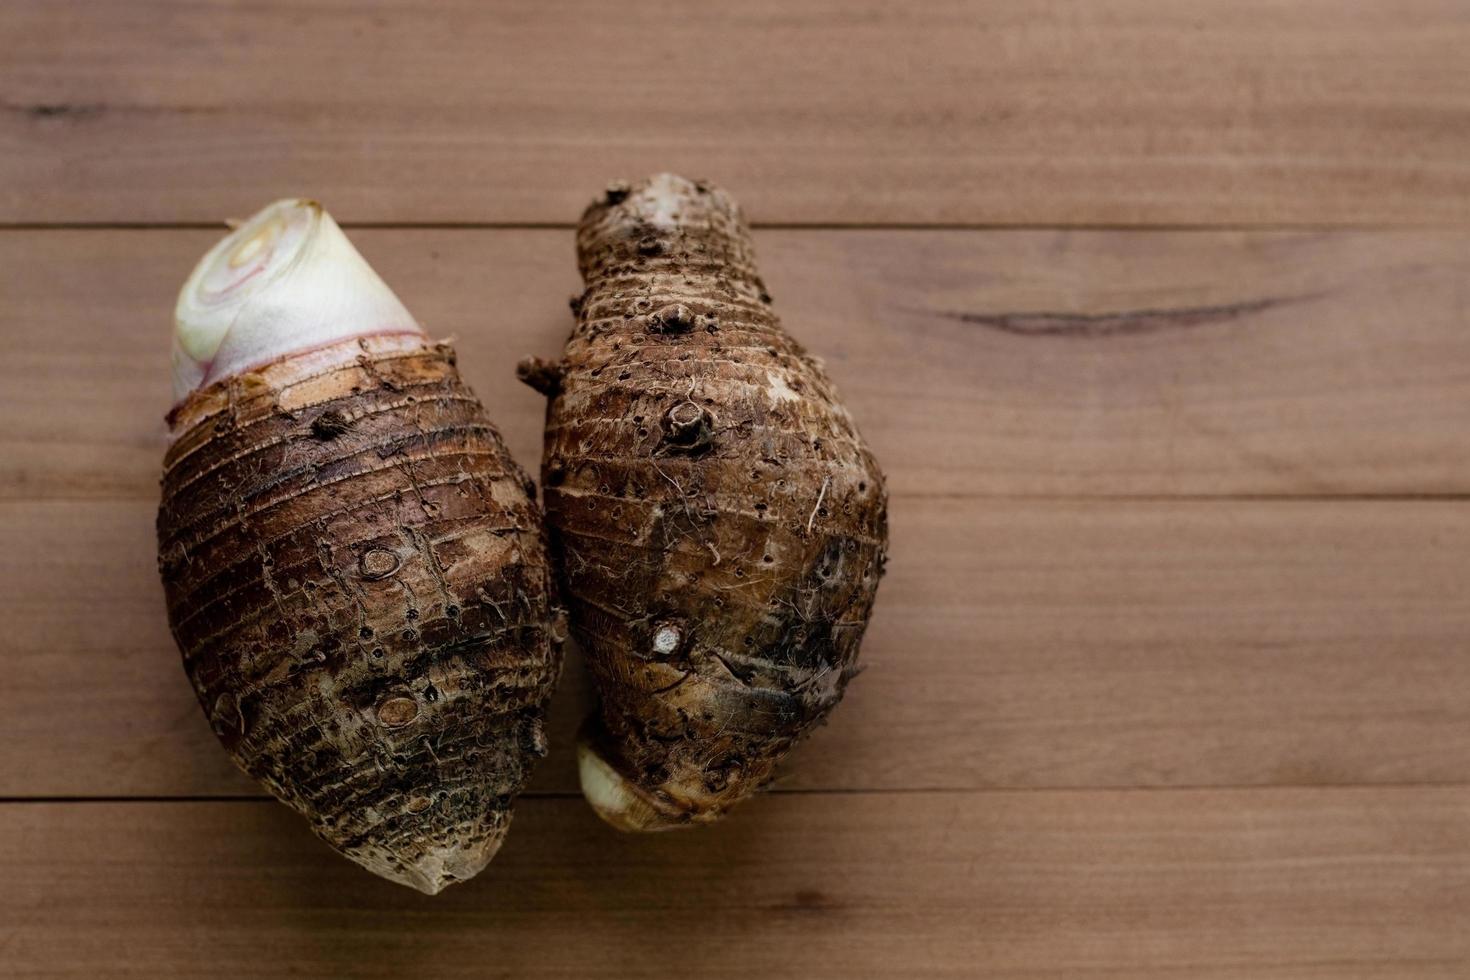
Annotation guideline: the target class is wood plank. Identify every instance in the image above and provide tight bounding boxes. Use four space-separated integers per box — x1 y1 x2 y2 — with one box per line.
5 228 1470 501
6 496 1469 798
3 790 1467 978
3 1 1469 226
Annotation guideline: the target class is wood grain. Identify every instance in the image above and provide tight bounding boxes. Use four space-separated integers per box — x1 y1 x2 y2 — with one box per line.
4 791 1467 978
3 0 1469 226
4 2 1466 971
6 228 1470 502
7 496 1469 798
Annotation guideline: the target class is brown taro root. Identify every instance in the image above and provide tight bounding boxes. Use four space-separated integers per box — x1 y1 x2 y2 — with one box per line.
519 174 888 830
157 200 562 893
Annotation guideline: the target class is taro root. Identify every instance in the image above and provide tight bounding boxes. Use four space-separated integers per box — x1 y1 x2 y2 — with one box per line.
158 200 562 892
520 174 888 830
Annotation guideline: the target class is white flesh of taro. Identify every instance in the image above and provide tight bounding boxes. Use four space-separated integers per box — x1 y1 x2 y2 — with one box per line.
172 199 423 401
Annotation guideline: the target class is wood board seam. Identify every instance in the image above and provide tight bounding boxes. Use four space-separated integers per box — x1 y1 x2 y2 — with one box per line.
9 493 1470 506
1 221 1467 233
6 782 1468 805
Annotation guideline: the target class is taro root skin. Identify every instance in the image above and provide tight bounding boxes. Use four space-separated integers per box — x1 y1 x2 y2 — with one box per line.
158 200 562 893
522 174 888 830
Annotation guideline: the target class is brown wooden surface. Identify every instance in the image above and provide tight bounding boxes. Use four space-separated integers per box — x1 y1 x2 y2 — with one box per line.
7 229 1470 501
3 1 1468 977
7 496 1470 799
5 791 1470 979
3 1 1470 226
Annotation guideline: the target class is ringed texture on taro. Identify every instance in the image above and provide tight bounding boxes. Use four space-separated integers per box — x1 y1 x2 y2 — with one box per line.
157 200 562 893
520 174 888 831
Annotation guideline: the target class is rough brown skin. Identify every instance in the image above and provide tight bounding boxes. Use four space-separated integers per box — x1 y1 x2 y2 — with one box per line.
520 174 888 829
159 335 562 893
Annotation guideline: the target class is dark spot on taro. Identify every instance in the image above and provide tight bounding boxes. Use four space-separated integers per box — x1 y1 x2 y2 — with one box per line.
604 180 630 205
371 647 385 659
402 628 419 641
858 482 867 492
423 684 440 703
744 636 754 647
406 608 419 620
618 372 631 381
359 626 374 640
638 237 662 256
445 605 461 619
763 554 774 563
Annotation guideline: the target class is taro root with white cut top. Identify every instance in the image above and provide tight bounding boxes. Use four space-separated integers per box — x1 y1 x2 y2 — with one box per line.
157 200 562 893
520 175 889 830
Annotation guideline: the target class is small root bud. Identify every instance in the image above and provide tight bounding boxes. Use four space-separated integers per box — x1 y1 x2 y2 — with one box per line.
649 303 695 334
651 623 683 657
663 400 714 451
376 695 420 728
516 356 564 397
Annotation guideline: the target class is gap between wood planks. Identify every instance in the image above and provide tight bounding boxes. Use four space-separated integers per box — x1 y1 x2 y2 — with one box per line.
10 493 1470 506
0 220 1461 232
6 781 1470 804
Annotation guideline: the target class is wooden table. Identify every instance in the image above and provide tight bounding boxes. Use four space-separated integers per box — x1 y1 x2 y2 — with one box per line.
3 2 1469 977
